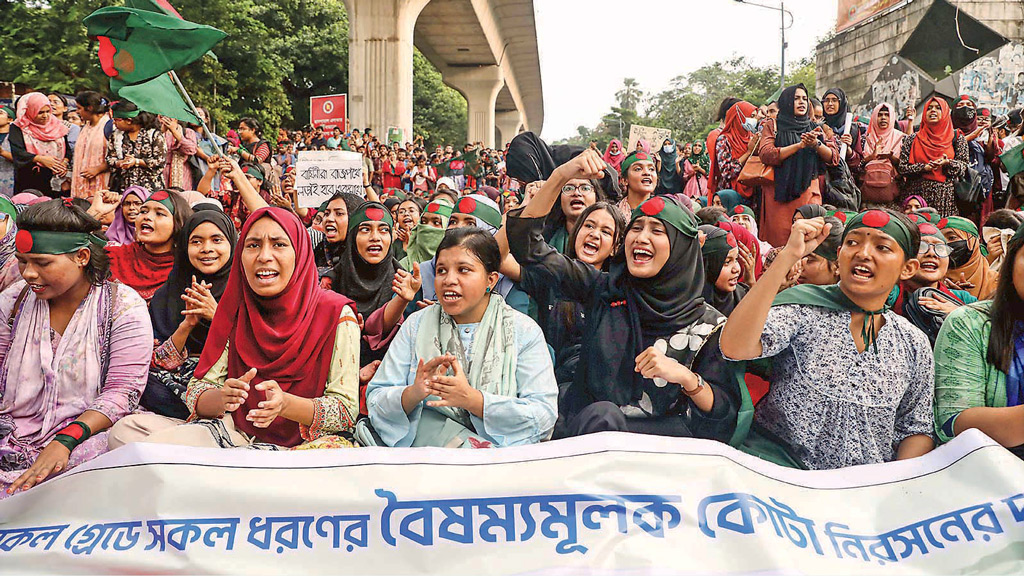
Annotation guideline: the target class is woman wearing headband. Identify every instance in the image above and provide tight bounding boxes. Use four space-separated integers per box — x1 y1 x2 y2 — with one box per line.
106 100 166 193
0 200 151 497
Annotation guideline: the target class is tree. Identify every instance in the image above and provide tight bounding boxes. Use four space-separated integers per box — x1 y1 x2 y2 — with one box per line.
412 50 467 148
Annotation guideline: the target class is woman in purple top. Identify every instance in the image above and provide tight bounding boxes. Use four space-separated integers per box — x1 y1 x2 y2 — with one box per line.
0 199 151 497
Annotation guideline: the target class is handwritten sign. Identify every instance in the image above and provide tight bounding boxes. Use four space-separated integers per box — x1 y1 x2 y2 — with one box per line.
293 150 364 207
627 125 672 155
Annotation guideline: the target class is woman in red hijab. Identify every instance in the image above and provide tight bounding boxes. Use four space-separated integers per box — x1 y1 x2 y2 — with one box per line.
8 93 70 196
711 101 760 202
108 207 362 450
897 96 969 217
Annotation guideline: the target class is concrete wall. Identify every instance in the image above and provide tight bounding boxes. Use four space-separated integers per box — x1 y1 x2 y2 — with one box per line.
816 0 1024 106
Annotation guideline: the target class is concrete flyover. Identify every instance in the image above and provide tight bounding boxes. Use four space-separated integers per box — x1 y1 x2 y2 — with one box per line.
342 0 544 148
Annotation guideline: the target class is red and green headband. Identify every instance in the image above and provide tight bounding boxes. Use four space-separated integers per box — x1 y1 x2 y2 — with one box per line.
620 151 654 178
630 196 698 238
701 227 737 256
146 189 177 214
917 222 944 242
241 165 265 182
425 199 454 219
454 196 502 229
348 202 394 231
843 210 915 258
937 216 979 238
15 229 106 255
731 205 755 220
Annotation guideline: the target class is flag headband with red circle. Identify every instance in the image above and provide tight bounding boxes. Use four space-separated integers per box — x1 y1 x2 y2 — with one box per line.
15 229 107 255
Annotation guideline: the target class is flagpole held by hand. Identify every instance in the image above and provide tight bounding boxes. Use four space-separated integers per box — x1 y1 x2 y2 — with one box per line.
168 70 223 157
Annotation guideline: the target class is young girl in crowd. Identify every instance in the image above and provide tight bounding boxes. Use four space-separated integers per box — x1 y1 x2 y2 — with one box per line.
104 186 149 246
933 225 1024 459
8 93 70 197
107 189 193 302
70 91 110 200
656 138 681 195
796 215 844 286
139 210 236 419
543 176 603 254
399 198 452 270
757 84 840 247
721 210 935 470
897 97 968 217
700 225 747 317
861 102 905 205
616 151 658 218
508 150 750 443
365 227 558 448
106 100 166 193
940 216 998 300
110 207 360 450
711 101 759 200
314 192 365 279
1 200 151 497
392 197 423 260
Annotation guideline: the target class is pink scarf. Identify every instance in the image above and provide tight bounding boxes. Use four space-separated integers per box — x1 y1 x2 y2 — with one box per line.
13 93 68 156
866 102 905 156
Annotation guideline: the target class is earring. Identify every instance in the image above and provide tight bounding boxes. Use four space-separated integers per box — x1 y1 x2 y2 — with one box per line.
485 287 492 294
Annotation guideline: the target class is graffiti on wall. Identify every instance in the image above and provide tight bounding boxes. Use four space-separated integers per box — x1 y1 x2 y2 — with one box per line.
864 56 928 114
959 43 1024 115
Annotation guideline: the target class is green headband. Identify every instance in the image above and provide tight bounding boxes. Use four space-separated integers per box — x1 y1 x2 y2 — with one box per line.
730 205 755 220
630 196 697 238
454 196 502 229
242 165 265 182
425 199 454 219
15 229 106 254
348 202 394 231
701 227 737 256
938 216 979 238
112 108 140 119
620 151 654 178
146 189 176 214
0 106 14 120
843 210 915 258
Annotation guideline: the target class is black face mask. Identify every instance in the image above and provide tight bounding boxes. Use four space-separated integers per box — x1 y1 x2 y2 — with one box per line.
948 239 972 269
951 106 976 127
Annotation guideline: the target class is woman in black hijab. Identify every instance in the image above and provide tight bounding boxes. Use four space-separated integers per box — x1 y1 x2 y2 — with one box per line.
758 84 840 247
506 150 751 444
822 88 863 171
700 225 748 317
143 209 237 419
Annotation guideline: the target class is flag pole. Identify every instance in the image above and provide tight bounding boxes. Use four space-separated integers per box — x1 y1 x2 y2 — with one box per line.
168 70 223 157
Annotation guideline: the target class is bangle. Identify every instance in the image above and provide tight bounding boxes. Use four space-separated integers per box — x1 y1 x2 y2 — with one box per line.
682 374 706 398
53 420 93 453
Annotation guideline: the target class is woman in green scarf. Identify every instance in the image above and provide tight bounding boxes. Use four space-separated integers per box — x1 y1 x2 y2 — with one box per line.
684 140 710 199
720 209 936 470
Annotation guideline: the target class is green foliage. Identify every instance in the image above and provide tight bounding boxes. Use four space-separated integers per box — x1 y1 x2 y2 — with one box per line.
412 50 467 149
556 58 816 148
1 0 466 144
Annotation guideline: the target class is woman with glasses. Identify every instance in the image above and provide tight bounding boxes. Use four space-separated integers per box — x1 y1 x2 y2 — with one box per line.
542 177 604 254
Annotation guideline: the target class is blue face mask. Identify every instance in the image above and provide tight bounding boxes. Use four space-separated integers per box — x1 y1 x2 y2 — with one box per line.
663 144 674 154
742 117 759 133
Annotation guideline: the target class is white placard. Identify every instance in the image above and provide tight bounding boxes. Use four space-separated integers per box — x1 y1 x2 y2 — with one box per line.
627 125 672 154
294 150 364 207
0 430 1022 574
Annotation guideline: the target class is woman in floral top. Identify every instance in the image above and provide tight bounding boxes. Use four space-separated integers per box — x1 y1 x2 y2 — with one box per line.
105 101 166 193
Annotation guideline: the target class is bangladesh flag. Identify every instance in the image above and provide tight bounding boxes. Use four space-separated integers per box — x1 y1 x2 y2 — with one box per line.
84 7 225 85
112 74 199 125
433 148 483 178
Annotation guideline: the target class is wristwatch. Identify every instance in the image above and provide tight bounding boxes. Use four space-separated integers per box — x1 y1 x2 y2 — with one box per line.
682 374 705 398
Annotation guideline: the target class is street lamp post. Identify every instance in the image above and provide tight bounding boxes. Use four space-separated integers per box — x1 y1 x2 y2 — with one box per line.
734 0 793 91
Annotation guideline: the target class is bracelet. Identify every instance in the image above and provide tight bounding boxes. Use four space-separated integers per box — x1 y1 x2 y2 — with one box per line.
52 420 92 453
682 374 705 398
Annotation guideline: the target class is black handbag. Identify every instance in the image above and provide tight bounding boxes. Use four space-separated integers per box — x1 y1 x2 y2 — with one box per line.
903 287 962 346
954 166 985 205
823 159 861 212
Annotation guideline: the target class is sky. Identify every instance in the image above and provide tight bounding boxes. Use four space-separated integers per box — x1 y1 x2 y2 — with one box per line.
533 0 840 140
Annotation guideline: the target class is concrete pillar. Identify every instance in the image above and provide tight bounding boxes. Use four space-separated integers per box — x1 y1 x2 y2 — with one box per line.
495 110 523 147
445 66 503 148
343 0 429 143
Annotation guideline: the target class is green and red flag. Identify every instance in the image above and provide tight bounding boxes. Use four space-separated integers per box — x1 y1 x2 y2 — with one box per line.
83 6 225 85
432 148 483 178
112 74 199 125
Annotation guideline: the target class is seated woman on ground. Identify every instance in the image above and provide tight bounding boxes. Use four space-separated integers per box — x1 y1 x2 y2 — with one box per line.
895 221 976 316
934 225 1024 459
720 210 935 470
136 209 236 420
507 150 750 443
398 198 452 270
365 227 557 448
939 216 998 301
107 188 193 302
1 200 151 496
795 215 844 286
109 207 360 450
700 225 747 317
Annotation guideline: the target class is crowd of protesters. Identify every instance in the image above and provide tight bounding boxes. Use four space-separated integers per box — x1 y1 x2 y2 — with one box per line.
0 84 1023 498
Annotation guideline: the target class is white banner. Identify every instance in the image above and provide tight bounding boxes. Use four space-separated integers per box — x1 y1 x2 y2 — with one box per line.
0 430 1022 574
294 150 364 208
627 124 671 155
